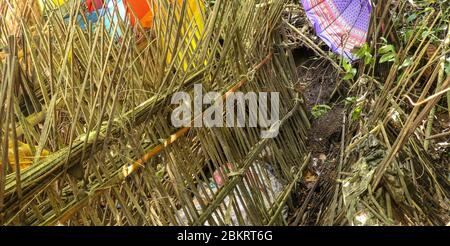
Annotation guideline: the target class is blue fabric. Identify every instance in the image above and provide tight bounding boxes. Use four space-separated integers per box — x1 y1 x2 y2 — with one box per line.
63 0 126 37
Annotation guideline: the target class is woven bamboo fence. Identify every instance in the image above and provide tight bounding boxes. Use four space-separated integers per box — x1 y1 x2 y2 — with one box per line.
0 0 311 225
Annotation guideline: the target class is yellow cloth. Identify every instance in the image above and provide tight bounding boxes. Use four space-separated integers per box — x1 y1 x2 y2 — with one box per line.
38 0 67 12
6 140 50 171
157 0 205 70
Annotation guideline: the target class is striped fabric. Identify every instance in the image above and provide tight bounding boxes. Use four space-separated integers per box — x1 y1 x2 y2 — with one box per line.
300 0 371 60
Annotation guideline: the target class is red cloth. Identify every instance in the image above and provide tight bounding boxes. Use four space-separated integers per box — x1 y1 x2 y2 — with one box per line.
123 0 152 27
85 0 154 28
86 0 104 12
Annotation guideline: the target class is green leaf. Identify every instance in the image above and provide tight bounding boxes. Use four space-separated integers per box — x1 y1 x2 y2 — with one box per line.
351 107 362 121
380 53 396 63
421 30 433 39
343 69 357 81
406 13 417 23
364 53 373 65
311 105 332 119
399 56 413 69
379 44 395 54
345 97 357 106
342 59 352 72
343 73 354 81
355 43 374 65
355 43 370 58
404 29 414 42
341 59 357 80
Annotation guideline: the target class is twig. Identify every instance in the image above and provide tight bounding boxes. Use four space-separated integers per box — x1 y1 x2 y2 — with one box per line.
404 78 450 107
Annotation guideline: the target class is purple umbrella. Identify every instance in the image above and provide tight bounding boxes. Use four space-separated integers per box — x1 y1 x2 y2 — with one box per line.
300 0 372 60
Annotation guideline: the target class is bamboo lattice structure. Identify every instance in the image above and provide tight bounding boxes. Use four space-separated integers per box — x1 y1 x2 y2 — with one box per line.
0 0 311 225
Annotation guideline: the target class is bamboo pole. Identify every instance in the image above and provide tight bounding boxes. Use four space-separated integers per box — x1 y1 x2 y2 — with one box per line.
50 52 273 225
1 69 205 213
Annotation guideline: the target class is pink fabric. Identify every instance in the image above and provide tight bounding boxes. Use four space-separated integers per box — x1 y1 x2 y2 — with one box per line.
300 0 371 60
213 162 262 189
213 162 235 187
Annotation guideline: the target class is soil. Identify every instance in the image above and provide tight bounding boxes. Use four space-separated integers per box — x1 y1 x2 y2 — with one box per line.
290 47 345 225
307 106 344 155
293 47 343 157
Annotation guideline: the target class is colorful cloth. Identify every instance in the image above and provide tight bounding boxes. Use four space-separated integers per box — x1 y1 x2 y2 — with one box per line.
86 0 104 12
40 0 202 37
300 0 371 60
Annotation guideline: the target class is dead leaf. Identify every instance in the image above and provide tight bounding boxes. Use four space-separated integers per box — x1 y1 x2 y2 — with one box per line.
303 169 318 183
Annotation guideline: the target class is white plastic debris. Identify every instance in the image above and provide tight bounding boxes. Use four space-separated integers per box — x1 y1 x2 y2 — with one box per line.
175 161 286 225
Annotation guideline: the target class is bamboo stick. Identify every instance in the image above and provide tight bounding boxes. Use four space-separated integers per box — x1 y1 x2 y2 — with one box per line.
51 52 274 225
